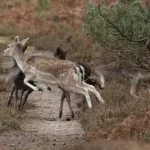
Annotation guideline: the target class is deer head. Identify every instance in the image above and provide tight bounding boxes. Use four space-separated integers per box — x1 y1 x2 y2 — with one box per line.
86 74 105 90
3 36 29 57
54 47 68 60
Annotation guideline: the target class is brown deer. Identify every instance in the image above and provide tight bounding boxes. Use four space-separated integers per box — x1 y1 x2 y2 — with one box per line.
3 36 105 110
54 47 105 118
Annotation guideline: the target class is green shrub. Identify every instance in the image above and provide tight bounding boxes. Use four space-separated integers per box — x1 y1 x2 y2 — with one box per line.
84 0 150 70
36 0 50 13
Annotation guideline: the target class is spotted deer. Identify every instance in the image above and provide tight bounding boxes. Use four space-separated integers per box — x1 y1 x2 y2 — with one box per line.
7 38 35 110
54 47 105 118
3 36 105 109
8 45 104 118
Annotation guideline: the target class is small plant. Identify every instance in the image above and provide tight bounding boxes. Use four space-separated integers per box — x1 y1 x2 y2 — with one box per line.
36 0 50 13
79 79 150 143
0 96 26 133
0 118 20 133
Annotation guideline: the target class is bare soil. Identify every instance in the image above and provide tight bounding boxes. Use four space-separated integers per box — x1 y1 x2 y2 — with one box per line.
0 85 85 150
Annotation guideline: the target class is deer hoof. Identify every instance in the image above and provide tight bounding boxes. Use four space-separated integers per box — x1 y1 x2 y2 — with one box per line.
66 117 71 121
18 104 23 111
47 87 51 91
38 88 43 92
104 102 107 106
59 111 62 118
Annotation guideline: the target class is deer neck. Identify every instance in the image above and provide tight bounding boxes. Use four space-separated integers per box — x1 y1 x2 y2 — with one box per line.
13 48 27 73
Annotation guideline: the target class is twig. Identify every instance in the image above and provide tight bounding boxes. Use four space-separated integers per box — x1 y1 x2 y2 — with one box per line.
138 13 150 23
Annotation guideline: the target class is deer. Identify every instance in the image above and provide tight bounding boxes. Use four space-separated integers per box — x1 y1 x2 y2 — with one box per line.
7 38 35 110
7 45 103 119
120 69 150 97
54 47 105 118
7 45 67 112
7 46 72 118
3 36 105 112
7 62 34 110
7 38 53 110
96 62 150 97
7 39 66 111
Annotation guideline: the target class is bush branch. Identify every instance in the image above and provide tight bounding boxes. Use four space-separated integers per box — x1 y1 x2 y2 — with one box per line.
98 5 148 43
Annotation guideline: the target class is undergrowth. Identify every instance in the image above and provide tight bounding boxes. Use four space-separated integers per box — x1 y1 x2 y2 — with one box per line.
79 79 150 143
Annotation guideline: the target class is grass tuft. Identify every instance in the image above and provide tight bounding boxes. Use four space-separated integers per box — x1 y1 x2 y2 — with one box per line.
80 79 150 143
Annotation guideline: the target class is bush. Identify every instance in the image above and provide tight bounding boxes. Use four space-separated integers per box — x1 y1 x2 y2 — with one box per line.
0 98 22 133
84 0 150 70
33 26 100 64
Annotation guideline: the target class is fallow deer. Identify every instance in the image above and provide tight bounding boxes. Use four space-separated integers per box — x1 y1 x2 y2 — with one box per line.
7 38 35 110
3 36 105 110
54 47 105 118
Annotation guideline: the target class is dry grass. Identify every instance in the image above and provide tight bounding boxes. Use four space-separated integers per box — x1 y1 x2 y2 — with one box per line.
0 0 87 37
79 79 150 143
0 89 37 133
0 0 22 9
17 25 150 144
0 0 149 147
64 139 150 150
0 92 22 133
30 139 150 150
33 28 106 66
0 77 30 133
0 24 35 38
0 79 7 92
0 77 35 134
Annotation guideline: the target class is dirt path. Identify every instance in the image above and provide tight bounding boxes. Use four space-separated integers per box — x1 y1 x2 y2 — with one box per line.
0 85 85 149
0 46 85 149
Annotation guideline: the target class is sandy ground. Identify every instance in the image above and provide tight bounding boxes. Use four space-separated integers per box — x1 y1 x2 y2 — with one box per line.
0 83 85 150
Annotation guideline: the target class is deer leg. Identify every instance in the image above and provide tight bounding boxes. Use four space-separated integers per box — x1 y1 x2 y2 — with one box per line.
24 76 39 91
59 90 65 118
7 86 15 106
14 88 18 109
81 89 92 108
130 76 139 98
20 89 33 110
65 91 74 118
69 85 92 108
130 84 137 97
36 83 51 91
82 81 105 104
18 90 25 110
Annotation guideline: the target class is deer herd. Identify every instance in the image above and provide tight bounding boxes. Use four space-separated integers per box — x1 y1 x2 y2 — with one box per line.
2 36 150 119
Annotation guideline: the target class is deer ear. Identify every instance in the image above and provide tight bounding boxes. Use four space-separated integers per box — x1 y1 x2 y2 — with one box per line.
56 47 61 54
14 36 20 43
21 37 29 47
